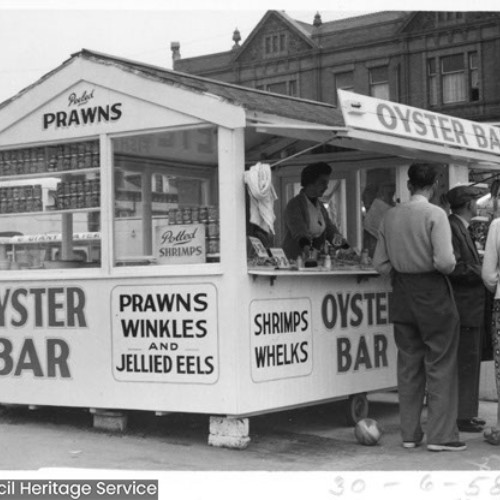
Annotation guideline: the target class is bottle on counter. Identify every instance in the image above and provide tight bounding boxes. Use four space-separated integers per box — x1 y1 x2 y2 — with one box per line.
360 248 370 269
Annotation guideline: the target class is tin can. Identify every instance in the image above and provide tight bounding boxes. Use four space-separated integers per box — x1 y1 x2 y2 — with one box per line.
191 206 200 223
207 237 219 255
199 206 208 223
24 185 33 198
168 208 178 225
175 209 183 225
85 193 93 208
182 207 192 224
12 187 19 199
207 220 219 238
33 185 42 198
77 193 85 209
207 205 218 221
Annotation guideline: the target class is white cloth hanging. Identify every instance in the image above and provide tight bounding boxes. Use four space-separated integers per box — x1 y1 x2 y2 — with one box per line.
244 162 278 235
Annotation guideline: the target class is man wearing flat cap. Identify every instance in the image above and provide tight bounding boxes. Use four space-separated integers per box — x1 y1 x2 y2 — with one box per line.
447 184 487 433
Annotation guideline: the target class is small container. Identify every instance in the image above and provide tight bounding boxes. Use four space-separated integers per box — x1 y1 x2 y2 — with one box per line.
207 220 219 238
168 208 178 225
207 237 219 254
323 254 332 271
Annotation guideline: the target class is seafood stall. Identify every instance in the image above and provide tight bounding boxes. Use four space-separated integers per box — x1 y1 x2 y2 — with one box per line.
0 50 499 447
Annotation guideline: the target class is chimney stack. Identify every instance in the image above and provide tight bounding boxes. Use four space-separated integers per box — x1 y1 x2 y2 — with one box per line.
170 41 181 64
313 12 322 28
232 28 241 50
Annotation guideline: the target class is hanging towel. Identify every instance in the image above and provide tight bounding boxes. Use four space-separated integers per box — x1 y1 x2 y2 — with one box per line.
244 162 278 235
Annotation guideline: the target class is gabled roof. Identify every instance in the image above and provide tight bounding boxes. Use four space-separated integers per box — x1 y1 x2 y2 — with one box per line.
231 10 317 63
0 48 343 128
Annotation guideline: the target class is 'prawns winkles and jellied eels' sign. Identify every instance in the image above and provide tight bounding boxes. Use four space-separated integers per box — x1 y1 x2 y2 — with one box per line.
111 284 218 384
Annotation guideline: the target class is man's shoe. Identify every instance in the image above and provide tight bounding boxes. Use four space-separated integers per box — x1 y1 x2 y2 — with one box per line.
457 419 483 433
472 417 487 426
402 441 421 449
484 427 500 445
427 441 467 452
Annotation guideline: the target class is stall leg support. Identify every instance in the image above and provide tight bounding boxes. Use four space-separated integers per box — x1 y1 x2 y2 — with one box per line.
91 409 128 432
208 416 250 449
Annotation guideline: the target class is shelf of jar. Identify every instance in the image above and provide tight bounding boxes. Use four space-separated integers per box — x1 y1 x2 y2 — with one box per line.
0 207 100 217
0 167 100 182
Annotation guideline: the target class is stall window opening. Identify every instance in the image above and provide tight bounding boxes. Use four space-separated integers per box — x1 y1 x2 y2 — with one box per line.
112 127 219 268
0 140 101 271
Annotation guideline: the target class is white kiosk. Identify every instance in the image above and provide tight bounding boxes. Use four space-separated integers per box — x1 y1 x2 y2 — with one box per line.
0 49 498 448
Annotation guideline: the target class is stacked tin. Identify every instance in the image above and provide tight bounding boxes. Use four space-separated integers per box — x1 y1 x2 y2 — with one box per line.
55 178 100 210
167 205 220 256
0 140 100 176
0 184 43 213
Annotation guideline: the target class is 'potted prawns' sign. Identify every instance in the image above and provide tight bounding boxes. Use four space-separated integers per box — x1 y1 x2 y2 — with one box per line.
155 224 206 264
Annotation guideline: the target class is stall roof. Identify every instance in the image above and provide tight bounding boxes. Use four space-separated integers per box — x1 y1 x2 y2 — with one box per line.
1 49 500 169
0 49 344 129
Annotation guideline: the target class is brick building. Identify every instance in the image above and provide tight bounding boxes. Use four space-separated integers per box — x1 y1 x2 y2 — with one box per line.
173 10 500 124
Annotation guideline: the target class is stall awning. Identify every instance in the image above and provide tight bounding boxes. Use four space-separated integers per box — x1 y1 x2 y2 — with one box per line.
246 92 500 170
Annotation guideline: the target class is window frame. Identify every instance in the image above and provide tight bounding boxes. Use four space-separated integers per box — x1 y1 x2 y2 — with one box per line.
426 50 481 107
369 66 390 100
108 124 223 278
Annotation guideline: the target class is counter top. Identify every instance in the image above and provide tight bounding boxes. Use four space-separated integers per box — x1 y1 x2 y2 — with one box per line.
248 266 379 276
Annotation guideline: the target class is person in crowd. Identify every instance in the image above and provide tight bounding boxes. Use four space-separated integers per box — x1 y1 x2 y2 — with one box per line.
373 162 465 452
481 215 500 445
446 185 486 433
363 183 396 258
282 162 348 260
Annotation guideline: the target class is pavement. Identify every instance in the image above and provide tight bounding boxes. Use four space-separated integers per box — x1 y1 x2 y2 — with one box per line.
0 391 499 472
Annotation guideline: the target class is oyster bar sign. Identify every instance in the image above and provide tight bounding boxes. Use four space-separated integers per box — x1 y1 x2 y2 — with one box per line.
43 88 122 130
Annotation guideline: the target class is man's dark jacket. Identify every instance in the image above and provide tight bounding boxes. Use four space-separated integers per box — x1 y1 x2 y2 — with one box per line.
448 213 485 327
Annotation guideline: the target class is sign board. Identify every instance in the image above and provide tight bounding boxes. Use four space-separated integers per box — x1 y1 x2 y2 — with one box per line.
269 248 290 269
338 89 500 156
155 224 206 265
0 82 203 146
248 236 269 258
111 283 218 384
250 298 312 382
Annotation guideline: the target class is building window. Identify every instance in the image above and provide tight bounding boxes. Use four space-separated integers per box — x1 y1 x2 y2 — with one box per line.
264 33 287 56
428 59 438 106
335 71 354 92
442 54 466 104
256 80 298 97
369 66 389 100
436 12 464 24
469 52 480 101
427 52 480 106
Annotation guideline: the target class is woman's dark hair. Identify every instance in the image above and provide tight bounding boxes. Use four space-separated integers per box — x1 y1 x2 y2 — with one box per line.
301 162 332 187
408 162 439 190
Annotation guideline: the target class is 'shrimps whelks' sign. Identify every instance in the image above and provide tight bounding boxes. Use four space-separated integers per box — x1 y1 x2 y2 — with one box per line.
43 88 122 130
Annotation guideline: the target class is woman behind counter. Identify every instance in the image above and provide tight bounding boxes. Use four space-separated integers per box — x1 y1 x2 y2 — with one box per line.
282 162 349 260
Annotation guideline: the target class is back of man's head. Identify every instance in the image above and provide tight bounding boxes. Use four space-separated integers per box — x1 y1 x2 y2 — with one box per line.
408 163 438 190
